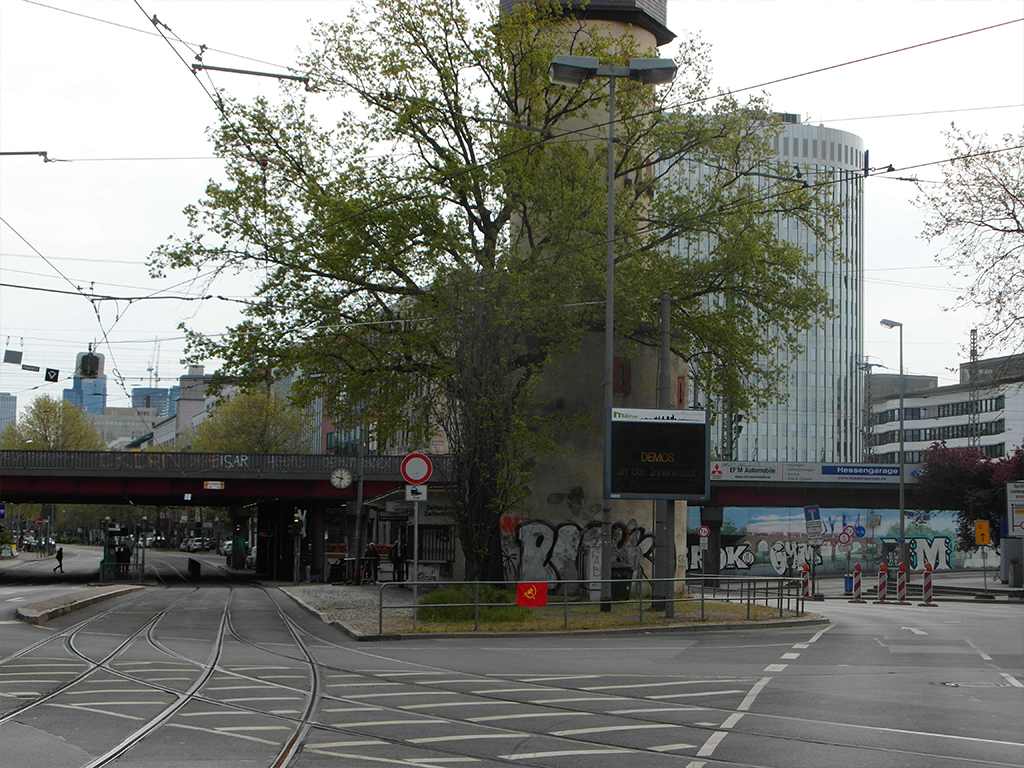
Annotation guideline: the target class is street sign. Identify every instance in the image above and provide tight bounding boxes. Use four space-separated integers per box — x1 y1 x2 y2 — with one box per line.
406 484 427 502
697 525 710 538
1008 482 1024 536
974 520 991 546
401 453 433 485
855 525 866 538
0 502 5 520
36 518 45 525
804 505 824 546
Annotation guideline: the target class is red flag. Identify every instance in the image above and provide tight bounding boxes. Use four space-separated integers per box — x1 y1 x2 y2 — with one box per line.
516 582 548 607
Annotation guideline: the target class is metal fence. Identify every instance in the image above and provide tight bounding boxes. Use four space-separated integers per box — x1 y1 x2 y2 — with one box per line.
377 576 805 634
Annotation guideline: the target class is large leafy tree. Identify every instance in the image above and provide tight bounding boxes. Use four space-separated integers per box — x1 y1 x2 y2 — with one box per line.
190 388 307 454
152 0 835 578
912 442 1024 550
916 126 1024 354
0 395 106 451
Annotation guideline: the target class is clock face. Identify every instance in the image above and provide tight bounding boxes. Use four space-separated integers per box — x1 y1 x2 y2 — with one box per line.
330 467 353 489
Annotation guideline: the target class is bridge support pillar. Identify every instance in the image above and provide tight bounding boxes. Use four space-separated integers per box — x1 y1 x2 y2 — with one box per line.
701 506 724 576
309 506 326 582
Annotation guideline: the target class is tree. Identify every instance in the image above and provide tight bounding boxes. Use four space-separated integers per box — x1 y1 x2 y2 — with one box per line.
152 0 835 579
912 442 1023 550
916 126 1024 353
0 395 105 450
190 388 307 454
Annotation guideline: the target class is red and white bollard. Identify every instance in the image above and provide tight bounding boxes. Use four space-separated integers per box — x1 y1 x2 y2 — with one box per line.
919 562 937 606
874 563 888 603
850 562 865 603
801 563 810 598
896 561 908 604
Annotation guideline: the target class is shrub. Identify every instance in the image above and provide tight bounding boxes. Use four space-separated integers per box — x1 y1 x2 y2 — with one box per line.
418 583 532 623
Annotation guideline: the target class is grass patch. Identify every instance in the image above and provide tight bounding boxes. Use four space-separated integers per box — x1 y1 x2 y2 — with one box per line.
392 594 802 634
417 583 532 624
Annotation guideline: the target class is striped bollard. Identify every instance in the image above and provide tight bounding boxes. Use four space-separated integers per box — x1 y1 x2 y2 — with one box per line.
896 562 908 604
919 562 937 607
849 562 865 603
801 563 810 598
873 563 888 603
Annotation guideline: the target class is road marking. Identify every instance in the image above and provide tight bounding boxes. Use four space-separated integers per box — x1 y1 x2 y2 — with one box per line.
327 682 401 688
164 722 280 745
351 691 456 699
471 687 543 694
650 743 696 752
310 749 474 765
217 725 292 732
338 720 446 727
410 734 524 743
720 713 744 729
308 740 387 748
44 702 143 720
401 701 519 710
901 626 927 635
781 653 801 660
1000 673 1023 688
648 690 743 700
6 597 26 602
529 696 629 703
966 640 992 661
219 696 304 703
320 706 384 713
517 675 601 682
608 706 708 715
738 678 772 711
499 749 631 760
583 679 745 691
551 724 682 736
764 664 787 672
469 712 594 722
696 731 728 756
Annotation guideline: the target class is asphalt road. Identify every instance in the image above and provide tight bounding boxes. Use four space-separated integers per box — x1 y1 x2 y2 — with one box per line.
0 550 1021 768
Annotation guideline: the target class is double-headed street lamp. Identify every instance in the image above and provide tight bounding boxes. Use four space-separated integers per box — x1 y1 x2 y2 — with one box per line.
880 318 908 571
549 54 677 607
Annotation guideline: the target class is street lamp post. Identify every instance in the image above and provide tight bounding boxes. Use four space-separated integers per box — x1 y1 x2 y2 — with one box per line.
880 318 908 571
550 55 676 608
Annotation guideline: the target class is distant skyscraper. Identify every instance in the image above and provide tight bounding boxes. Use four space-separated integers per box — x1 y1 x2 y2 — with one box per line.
63 374 107 415
672 114 866 463
0 392 16 434
132 387 174 418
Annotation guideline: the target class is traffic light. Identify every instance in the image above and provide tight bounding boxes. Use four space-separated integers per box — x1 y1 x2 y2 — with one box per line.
291 512 303 537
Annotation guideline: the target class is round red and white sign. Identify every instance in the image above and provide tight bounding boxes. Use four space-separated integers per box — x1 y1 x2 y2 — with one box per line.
401 453 433 485
698 525 711 538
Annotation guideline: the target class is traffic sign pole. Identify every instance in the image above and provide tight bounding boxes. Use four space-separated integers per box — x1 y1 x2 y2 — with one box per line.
401 454 432 619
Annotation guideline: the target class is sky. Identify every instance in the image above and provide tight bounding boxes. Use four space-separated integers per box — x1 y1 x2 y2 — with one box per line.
1 0 1022 419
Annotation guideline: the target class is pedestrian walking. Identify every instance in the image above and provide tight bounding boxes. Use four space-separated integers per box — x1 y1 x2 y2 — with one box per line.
53 546 64 573
389 541 404 581
363 542 380 583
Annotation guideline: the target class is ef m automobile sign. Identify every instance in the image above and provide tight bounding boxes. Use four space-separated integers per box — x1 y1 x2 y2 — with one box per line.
607 408 709 500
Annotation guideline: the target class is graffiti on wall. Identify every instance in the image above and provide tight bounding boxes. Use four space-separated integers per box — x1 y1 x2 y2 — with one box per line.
879 535 954 570
500 515 655 593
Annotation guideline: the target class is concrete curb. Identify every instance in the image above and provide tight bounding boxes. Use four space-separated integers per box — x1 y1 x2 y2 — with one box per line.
16 585 144 625
278 587 828 641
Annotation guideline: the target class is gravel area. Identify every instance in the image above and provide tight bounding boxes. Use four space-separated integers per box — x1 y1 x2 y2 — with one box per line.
284 583 416 635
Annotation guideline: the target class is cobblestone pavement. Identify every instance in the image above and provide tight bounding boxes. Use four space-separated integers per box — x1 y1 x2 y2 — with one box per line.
283 582 416 635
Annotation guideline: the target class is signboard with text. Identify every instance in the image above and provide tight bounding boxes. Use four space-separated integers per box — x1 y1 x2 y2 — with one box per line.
607 408 709 500
1008 482 1024 537
710 461 922 484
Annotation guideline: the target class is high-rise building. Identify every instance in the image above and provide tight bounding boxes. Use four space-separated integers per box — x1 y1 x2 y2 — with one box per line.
674 114 866 463
131 387 175 418
63 374 107 415
0 392 16 434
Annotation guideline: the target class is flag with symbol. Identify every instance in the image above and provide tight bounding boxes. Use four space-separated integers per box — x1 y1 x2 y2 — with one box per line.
516 582 548 607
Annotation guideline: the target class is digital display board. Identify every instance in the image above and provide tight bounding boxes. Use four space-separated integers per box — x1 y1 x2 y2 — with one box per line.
606 408 709 500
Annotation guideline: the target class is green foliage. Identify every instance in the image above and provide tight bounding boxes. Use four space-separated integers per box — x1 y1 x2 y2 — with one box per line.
916 127 1024 353
190 387 307 454
0 395 106 450
417 583 531 623
152 0 837 579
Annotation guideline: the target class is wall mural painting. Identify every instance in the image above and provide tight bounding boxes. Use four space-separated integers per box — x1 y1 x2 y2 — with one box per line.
686 507 996 576
500 515 655 594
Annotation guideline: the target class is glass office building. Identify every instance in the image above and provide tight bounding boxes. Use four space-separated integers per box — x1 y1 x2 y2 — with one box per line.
671 114 866 462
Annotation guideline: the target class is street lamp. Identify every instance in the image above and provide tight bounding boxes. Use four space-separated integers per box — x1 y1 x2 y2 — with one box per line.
550 54 677 608
880 318 908 571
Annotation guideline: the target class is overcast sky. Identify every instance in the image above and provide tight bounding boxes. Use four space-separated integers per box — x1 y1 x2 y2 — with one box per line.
1 0 1022 417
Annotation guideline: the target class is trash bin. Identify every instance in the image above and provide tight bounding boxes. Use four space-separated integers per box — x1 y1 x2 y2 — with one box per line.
843 574 853 594
610 565 632 600
329 560 345 583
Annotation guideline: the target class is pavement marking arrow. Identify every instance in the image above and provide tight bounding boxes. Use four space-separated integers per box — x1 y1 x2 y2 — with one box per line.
902 626 928 635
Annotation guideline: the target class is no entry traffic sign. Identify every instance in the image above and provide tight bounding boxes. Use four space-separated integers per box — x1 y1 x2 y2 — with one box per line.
401 453 433 485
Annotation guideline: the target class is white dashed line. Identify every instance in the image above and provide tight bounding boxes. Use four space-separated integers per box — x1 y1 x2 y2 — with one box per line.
764 664 788 672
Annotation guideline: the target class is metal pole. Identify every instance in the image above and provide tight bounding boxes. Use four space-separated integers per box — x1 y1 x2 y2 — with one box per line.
655 291 676 616
600 74 617 612
413 500 420 616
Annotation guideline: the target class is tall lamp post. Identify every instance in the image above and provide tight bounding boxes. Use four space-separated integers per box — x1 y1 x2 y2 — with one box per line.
549 55 677 608
880 318 908 571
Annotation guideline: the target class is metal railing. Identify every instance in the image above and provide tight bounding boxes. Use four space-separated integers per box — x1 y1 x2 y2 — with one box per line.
377 576 804 635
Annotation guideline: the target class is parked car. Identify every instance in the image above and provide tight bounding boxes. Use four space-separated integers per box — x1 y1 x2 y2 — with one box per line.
245 545 256 570
179 538 194 552
218 540 233 556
